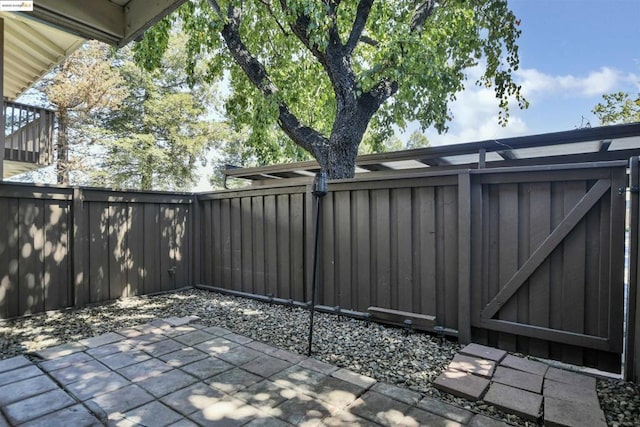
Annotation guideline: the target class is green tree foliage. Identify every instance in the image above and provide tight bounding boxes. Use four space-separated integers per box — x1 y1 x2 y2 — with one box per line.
93 36 217 191
593 92 640 125
406 130 430 149
135 0 527 179
37 41 127 185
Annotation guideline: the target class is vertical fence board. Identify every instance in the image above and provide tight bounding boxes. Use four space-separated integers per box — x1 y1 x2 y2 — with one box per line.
355 190 371 312
290 193 304 302
264 195 278 297
160 205 174 292
0 199 19 318
241 197 253 293
89 202 109 303
527 182 551 358
396 188 413 313
212 200 222 286
516 184 531 353
253 196 266 296
373 189 391 308
417 187 436 316
43 201 69 311
277 195 291 298
335 191 352 309
202 201 213 284
562 181 587 365
498 183 518 352
143 203 160 294
128 204 143 297
443 186 459 330
321 193 335 306
19 200 44 315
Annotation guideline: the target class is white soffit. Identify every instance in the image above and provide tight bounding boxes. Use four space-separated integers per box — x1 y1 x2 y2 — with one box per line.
1 11 84 99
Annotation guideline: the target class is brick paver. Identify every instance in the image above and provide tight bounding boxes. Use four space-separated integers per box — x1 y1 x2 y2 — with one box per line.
241 354 292 378
499 354 548 376
416 396 474 424
87 384 154 417
434 368 490 401
160 382 226 416
545 366 596 388
0 356 30 373
78 331 124 348
543 378 599 405
450 354 496 378
459 344 507 363
544 396 607 427
492 366 543 393
3 389 75 425
372 382 422 406
483 382 542 421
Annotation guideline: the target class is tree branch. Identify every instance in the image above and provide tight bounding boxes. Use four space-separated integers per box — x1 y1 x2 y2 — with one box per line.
257 0 289 36
410 0 439 33
345 0 374 54
210 0 328 156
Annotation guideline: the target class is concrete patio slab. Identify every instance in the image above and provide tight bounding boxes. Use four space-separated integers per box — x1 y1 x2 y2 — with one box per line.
181 356 234 380
120 400 184 426
459 344 507 363
232 379 296 412
492 365 543 393
136 369 198 398
160 347 208 367
0 374 59 406
159 382 226 416
173 330 216 347
0 365 42 386
224 332 255 345
468 414 511 426
3 389 75 425
434 368 490 401
208 367 263 394
545 366 596 388
0 356 30 373
271 365 327 395
33 342 87 360
483 382 542 422
201 325 232 336
86 341 133 358
215 345 262 366
187 395 263 426
87 384 154 417
241 354 293 378
18 404 100 427
194 337 240 355
65 371 130 401
138 338 185 357
78 332 125 348
348 390 414 426
331 368 376 389
38 350 93 372
48 359 112 385
100 349 151 370
499 354 548 376
117 358 173 382
372 382 422 406
416 396 474 424
450 354 496 378
544 396 607 427
543 378 599 404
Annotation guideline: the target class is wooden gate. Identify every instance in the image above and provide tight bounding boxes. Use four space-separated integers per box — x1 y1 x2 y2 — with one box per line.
469 162 627 373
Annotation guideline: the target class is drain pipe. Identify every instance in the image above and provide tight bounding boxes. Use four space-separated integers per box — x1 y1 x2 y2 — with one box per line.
307 171 328 356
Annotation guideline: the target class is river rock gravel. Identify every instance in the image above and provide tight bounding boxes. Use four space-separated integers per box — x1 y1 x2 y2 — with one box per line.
0 288 637 426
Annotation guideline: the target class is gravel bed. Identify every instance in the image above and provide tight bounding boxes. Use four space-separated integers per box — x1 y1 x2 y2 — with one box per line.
1 288 638 426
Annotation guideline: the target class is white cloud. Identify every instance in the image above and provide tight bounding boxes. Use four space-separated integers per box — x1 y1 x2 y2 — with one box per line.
517 67 635 99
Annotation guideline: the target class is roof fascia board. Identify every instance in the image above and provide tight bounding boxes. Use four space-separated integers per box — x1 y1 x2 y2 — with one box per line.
23 0 124 45
121 0 188 47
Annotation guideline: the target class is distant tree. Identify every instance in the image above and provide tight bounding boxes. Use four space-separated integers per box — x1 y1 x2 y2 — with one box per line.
406 130 430 149
37 41 127 185
593 92 640 125
92 35 217 191
135 0 527 179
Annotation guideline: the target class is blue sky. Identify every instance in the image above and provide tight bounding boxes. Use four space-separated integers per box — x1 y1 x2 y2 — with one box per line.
419 0 640 146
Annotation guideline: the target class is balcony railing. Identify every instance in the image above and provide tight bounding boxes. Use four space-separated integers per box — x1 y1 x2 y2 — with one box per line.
4 100 55 166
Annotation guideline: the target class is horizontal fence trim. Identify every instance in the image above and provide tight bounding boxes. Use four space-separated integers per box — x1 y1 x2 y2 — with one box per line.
197 186 308 200
327 175 458 191
82 192 193 204
474 168 614 185
0 189 72 200
478 318 611 351
470 160 628 176
481 178 612 320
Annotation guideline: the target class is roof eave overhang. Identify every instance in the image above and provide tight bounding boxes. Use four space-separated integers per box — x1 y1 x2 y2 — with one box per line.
21 0 188 48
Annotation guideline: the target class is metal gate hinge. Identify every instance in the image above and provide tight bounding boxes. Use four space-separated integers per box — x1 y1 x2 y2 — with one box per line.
619 186 640 195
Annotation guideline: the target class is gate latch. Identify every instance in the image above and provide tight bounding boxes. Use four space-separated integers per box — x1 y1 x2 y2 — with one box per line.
619 186 640 195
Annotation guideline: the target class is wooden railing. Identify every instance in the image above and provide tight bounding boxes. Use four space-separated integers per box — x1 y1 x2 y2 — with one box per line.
4 100 55 165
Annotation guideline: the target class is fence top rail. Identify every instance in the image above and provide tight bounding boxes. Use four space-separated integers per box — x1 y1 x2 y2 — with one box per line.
469 159 628 175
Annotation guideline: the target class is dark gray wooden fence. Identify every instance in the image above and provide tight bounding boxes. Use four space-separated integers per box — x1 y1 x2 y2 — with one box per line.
198 162 628 374
0 160 634 378
0 184 192 318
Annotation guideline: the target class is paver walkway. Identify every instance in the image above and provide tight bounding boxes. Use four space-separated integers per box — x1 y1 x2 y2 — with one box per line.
0 317 508 426
435 343 607 426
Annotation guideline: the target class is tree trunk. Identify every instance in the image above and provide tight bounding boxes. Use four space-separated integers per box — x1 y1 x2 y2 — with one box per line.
323 134 359 179
56 111 69 185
